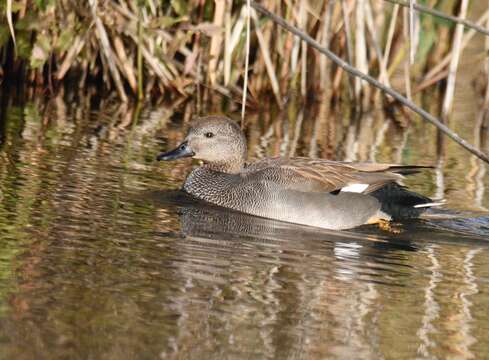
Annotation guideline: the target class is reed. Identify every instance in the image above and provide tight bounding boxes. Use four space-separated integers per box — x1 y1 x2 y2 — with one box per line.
0 0 487 123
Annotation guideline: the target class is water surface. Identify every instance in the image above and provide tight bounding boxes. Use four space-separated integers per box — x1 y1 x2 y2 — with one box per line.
0 94 488 359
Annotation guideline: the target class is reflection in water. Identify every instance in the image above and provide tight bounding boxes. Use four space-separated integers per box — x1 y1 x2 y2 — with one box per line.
151 192 413 359
457 248 481 358
417 245 442 358
0 92 488 358
148 191 488 359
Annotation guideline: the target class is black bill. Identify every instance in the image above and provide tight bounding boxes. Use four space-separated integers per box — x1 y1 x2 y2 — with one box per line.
156 141 194 161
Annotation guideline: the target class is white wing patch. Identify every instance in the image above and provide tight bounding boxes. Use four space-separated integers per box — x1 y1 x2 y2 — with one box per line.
413 201 446 208
340 183 369 193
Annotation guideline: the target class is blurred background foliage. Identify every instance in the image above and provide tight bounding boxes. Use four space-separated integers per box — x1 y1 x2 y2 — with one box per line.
2 0 484 112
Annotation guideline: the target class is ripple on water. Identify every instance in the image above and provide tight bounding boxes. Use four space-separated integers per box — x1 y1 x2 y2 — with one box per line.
0 104 489 359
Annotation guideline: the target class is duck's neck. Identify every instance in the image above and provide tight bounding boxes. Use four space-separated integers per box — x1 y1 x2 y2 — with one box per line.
205 160 244 174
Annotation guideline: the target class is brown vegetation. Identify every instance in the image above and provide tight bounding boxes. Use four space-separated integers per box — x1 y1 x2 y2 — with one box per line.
0 1 486 105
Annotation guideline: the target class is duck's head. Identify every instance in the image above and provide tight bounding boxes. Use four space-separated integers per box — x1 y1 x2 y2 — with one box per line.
157 115 247 174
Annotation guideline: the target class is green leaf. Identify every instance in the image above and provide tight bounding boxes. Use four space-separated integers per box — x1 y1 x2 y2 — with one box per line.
417 28 435 62
15 32 33 59
171 0 188 16
58 28 74 53
33 0 55 11
0 25 10 48
15 16 39 31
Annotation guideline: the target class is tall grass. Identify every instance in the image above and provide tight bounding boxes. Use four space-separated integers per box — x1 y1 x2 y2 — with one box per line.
0 0 487 118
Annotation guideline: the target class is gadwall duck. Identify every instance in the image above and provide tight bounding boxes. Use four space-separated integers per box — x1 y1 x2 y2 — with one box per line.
157 115 438 230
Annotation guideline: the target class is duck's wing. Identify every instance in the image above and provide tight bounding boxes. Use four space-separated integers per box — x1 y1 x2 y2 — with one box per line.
244 157 431 194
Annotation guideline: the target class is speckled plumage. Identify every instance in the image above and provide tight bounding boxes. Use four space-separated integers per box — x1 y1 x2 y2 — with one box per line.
158 115 434 230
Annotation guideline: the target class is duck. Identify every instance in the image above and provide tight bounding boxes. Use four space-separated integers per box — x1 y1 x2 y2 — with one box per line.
157 115 439 230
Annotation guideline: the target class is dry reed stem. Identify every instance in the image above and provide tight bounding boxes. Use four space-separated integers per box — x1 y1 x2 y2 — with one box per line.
441 0 470 120
355 0 368 98
137 43 170 84
484 15 489 109
408 0 416 64
333 66 344 92
224 0 232 86
290 1 305 78
387 41 408 78
89 0 127 102
319 1 334 91
251 9 282 106
229 7 246 58
403 8 412 100
241 0 251 126
301 22 307 97
383 3 399 69
6 0 16 52
57 35 87 80
261 4 275 93
376 2 398 97
209 0 225 84
114 36 137 93
137 8 143 100
414 70 448 94
364 0 390 87
341 0 356 99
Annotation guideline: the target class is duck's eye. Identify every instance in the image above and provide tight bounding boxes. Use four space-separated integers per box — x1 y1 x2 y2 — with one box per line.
204 132 214 138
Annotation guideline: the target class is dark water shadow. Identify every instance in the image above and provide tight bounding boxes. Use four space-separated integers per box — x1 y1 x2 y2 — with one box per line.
144 190 489 250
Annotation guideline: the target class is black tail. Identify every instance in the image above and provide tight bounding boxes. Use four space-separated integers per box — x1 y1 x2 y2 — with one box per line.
370 183 433 220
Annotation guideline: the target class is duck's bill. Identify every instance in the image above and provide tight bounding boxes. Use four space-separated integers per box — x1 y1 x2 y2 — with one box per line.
157 141 195 161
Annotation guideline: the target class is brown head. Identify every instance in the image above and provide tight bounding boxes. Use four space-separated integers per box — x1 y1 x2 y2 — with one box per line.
157 115 247 174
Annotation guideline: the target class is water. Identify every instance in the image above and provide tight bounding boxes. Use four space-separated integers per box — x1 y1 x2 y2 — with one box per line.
0 93 488 360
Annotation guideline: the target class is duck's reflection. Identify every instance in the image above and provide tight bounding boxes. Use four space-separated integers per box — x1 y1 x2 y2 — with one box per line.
150 189 419 251
148 190 424 358
147 191 487 359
